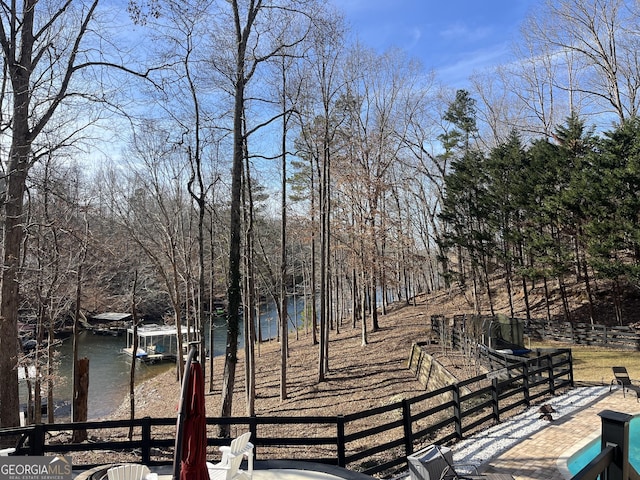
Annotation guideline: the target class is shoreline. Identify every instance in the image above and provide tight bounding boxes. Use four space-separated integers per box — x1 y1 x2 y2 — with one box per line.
103 301 434 421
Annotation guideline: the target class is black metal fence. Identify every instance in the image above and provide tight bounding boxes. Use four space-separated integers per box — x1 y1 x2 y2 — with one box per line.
0 350 572 477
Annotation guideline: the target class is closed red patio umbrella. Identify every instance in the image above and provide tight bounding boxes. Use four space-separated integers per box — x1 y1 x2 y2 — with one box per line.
173 347 209 480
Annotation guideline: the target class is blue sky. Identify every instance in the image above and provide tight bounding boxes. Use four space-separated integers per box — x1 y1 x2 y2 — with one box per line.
335 0 539 86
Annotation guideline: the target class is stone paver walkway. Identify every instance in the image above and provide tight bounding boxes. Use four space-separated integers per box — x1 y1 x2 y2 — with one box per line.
482 387 639 480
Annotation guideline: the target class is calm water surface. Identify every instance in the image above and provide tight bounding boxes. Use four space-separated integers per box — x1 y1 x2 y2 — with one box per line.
21 299 306 420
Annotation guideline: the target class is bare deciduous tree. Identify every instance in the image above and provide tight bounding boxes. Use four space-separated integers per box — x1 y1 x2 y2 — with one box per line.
0 0 155 428
213 0 316 427
524 0 640 122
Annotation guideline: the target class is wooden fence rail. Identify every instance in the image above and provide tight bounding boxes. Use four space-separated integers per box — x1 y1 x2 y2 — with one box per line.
527 320 640 349
0 351 573 477
431 313 640 351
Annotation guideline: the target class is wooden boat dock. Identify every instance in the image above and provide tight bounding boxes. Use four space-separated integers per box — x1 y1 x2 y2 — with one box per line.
123 324 193 363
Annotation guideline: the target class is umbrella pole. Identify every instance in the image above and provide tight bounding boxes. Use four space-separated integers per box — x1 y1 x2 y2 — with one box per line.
173 345 199 480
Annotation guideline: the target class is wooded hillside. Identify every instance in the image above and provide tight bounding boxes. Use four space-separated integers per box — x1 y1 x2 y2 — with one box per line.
4 0 640 429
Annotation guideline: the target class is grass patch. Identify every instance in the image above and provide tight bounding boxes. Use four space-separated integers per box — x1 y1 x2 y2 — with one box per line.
530 341 640 385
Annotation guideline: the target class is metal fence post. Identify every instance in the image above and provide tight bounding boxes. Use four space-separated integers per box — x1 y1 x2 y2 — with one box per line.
600 410 633 480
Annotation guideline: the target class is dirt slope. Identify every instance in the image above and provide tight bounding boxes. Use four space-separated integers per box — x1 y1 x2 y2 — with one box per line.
109 276 637 422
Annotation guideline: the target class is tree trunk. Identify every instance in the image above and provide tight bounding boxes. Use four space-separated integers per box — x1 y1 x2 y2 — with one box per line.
0 0 99 427
72 253 88 442
171 250 185 382
581 254 595 326
280 67 289 401
558 275 571 322
613 278 623 326
481 261 495 316
360 274 368 346
371 272 379 332
518 250 532 321
47 314 55 425
318 131 330 382
242 128 256 416
33 305 45 425
351 269 358 329
128 271 139 439
310 165 318 346
505 265 514 318
543 277 552 323
242 245 256 416
220 42 246 431
208 212 216 393
0 145 29 428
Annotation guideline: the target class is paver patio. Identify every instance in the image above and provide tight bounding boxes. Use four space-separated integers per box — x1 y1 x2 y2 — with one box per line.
481 387 639 480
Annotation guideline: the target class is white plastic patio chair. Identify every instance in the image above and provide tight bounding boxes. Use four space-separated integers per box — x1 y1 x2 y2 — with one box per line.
106 464 151 480
207 432 254 480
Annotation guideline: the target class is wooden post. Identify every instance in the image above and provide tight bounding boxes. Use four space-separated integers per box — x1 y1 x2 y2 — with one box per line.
402 399 413 457
30 423 45 455
336 415 346 467
545 355 555 395
71 357 89 443
141 417 152 465
522 362 530 408
249 416 258 458
568 350 575 387
452 384 462 439
491 378 500 422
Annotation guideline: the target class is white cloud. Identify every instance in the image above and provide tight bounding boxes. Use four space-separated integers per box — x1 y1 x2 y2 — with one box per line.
439 22 493 43
400 26 423 52
410 27 422 43
437 42 511 86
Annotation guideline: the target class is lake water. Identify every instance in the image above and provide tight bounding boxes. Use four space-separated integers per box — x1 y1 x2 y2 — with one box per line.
20 298 307 420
